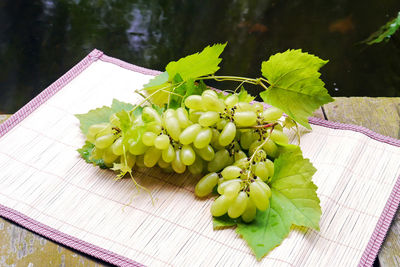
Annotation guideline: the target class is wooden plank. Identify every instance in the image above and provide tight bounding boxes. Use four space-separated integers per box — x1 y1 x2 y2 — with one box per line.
323 97 400 267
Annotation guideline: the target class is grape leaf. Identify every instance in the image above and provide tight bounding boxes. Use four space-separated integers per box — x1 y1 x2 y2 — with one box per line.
237 86 255 103
260 49 334 129
75 99 134 134
168 74 204 109
143 71 169 88
77 141 107 169
166 43 226 81
362 11 400 45
213 149 321 260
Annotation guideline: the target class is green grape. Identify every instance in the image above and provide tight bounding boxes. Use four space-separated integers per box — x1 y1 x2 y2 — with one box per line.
284 117 296 128
262 107 283 121
219 122 236 146
180 145 196 165
142 132 157 146
88 123 111 138
224 94 238 108
176 107 192 128
185 95 203 110
90 147 104 160
210 195 232 217
270 130 289 144
236 102 253 111
234 150 247 161
210 128 224 149
233 158 249 169
179 124 202 145
223 181 241 200
202 89 218 98
252 102 264 113
234 111 257 127
207 149 231 172
135 154 146 168
249 140 263 155
254 161 269 181
249 181 270 211
198 111 220 127
103 146 119 165
221 166 242 180
195 172 219 197
95 133 115 149
262 139 278 158
162 144 175 163
240 130 255 149
120 152 136 169
188 110 203 122
111 137 124 155
241 199 257 223
216 119 227 130
164 116 181 141
128 140 148 155
109 113 121 127
202 92 224 112
217 179 242 194
144 147 161 168
157 157 170 169
194 128 212 149
255 179 272 198
142 106 162 124
163 109 176 120
188 156 204 175
146 123 162 135
228 191 249 219
265 159 274 177
154 134 170 150
195 145 215 161
172 150 186 173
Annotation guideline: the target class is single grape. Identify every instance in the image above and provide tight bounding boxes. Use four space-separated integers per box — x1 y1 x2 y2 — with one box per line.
233 158 249 169
195 145 215 161
135 154 146 168
228 191 249 219
179 123 202 145
234 150 247 161
188 156 204 175
198 111 220 127
216 119 227 130
249 140 264 155
144 147 161 168
219 122 236 146
270 130 289 144
265 159 274 177
252 102 264 113
210 195 232 217
111 137 124 155
109 113 121 128
262 107 283 121
194 128 212 149
146 123 162 135
90 147 104 160
164 116 181 141
162 144 175 163
95 133 115 149
171 149 186 173
154 134 170 150
240 130 255 150
255 179 272 198
88 123 111 139
142 106 162 124
217 179 242 195
128 140 148 155
142 132 157 146
249 181 270 211
157 157 170 169
207 149 231 172
224 94 238 108
262 139 278 158
234 111 257 127
236 102 253 111
180 145 196 165
102 146 119 165
222 181 241 200
188 110 203 123
202 92 224 112
185 95 203 110
221 165 242 180
254 161 270 181
195 172 219 197
176 107 192 128
241 199 257 223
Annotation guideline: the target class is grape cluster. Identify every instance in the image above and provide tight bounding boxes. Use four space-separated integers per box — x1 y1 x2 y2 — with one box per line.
85 89 295 222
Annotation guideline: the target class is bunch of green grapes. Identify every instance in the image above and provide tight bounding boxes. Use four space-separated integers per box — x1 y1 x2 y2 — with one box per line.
85 89 297 222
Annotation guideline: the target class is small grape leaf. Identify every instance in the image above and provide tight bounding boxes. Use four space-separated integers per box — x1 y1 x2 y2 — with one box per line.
75 99 134 134
213 149 321 260
260 49 334 130
116 110 132 132
143 71 169 88
237 86 255 103
166 43 226 81
362 11 400 45
77 141 107 169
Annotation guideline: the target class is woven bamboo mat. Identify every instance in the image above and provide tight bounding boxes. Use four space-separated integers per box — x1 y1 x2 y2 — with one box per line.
0 50 399 267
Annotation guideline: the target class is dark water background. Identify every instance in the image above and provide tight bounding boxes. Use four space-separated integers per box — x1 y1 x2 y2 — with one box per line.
1 0 400 113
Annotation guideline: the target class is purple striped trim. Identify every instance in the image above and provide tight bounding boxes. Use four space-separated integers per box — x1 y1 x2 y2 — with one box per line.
0 49 399 267
0 204 144 267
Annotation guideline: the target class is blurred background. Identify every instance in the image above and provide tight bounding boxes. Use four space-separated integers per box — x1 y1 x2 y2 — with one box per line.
1 0 400 114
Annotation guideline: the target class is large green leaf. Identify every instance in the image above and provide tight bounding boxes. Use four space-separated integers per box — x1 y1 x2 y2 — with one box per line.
213 149 321 260
363 11 400 45
166 43 226 81
260 49 334 129
75 99 134 134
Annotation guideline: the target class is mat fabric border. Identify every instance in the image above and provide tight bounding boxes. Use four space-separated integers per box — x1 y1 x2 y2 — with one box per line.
0 49 399 267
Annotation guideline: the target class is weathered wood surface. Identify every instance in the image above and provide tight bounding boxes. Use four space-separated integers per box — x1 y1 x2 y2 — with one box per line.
0 97 399 266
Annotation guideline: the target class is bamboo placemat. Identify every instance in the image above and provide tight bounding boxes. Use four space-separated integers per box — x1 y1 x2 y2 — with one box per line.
0 50 399 267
